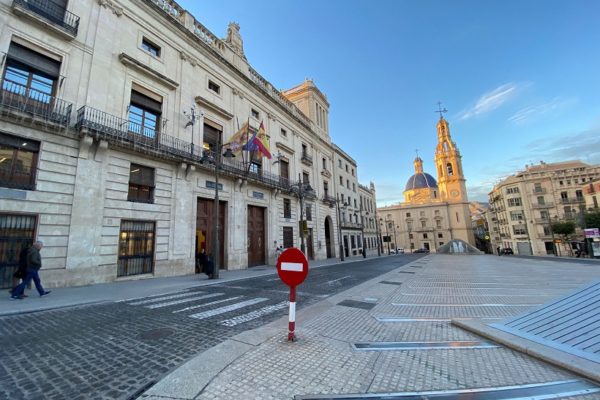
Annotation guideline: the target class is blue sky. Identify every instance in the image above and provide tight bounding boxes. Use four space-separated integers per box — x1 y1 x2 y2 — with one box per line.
177 0 600 205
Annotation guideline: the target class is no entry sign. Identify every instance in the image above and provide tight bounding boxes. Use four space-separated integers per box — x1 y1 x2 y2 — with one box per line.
276 247 309 287
276 247 309 341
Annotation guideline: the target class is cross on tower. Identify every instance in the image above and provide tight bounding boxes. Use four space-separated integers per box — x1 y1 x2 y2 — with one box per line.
435 101 447 119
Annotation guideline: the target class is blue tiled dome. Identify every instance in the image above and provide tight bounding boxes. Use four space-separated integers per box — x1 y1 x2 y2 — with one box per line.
405 173 438 191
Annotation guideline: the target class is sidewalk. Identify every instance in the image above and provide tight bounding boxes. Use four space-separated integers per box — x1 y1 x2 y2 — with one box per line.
0 254 370 317
140 254 600 399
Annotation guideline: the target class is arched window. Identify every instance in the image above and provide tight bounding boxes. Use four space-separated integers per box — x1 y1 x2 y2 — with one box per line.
446 163 454 176
443 141 449 152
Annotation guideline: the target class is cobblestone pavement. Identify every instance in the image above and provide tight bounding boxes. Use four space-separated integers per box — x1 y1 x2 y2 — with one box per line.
0 255 422 400
191 255 600 399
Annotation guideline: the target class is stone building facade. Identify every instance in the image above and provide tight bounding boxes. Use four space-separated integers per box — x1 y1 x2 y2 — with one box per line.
488 160 600 256
377 116 475 253
0 0 375 288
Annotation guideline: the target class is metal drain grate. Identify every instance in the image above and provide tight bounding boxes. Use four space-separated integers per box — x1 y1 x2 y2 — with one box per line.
379 281 402 286
294 379 600 399
337 300 376 310
352 340 499 351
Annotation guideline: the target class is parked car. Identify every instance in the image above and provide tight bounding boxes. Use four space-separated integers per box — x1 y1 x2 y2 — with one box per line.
414 248 429 253
396 248 405 254
502 248 514 255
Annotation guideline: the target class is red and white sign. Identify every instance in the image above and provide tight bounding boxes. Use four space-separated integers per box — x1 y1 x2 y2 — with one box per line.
276 247 309 287
276 247 309 341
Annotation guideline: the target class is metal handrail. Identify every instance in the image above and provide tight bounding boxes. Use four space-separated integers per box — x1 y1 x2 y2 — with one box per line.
13 0 80 37
0 81 72 128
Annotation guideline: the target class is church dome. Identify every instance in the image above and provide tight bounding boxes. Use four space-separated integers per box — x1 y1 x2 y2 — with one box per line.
405 172 438 191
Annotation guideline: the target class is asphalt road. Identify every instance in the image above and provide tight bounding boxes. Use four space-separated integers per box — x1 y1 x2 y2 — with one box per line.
0 255 423 400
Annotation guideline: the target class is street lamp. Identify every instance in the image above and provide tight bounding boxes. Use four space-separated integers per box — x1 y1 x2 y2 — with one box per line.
380 218 390 255
290 174 314 256
201 134 235 279
374 209 381 256
336 195 346 261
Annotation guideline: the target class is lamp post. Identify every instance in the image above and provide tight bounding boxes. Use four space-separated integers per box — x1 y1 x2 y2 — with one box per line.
202 134 235 279
291 174 314 256
336 194 345 261
380 218 390 255
374 209 381 256
359 200 367 259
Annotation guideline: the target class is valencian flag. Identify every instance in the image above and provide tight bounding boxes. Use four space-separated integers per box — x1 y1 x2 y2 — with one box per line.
243 120 272 159
224 120 249 155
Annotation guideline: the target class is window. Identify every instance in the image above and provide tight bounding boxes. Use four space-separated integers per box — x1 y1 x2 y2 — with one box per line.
537 196 545 205
323 181 329 197
434 210 440 216
208 80 220 94
543 225 551 235
2 42 60 106
346 179 350 189
279 159 289 185
409 233 413 239
561 191 568 200
345 164 349 172
302 172 310 185
438 233 443 238
421 220 426 228
141 37 160 57
283 198 291 218
540 210 549 220
446 163 454 176
0 133 39 190
513 226 526 235
283 227 294 248
423 233 428 239
128 164 155 203
339 176 343 185
118 220 155 277
506 187 519 194
129 89 162 139
436 220 442 229
281 128 287 137
510 211 524 221
576 190 583 200
420 211 425 217
534 183 543 193
338 159 342 168
351 168 355 176
353 183 356 192
406 212 411 218
306 204 312 221
322 157 327 170
354 199 357 208
507 198 522 207
203 123 221 153
0 213 36 287
251 108 260 119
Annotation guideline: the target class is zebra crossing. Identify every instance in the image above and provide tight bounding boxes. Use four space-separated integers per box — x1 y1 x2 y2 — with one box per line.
124 290 288 327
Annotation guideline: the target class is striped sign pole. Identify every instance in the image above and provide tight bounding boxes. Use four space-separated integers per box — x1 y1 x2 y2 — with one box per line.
288 285 297 341
276 248 309 343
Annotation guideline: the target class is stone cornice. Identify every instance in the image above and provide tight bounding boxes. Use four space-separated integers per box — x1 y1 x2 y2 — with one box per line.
275 141 295 154
118 52 179 89
98 0 124 16
194 95 234 120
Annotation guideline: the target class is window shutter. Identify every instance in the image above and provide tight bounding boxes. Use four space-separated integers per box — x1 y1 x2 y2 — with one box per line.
130 90 162 114
7 42 60 78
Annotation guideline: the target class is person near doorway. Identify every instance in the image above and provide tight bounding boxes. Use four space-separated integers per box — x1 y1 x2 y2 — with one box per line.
496 246 501 256
11 241 51 299
10 246 31 297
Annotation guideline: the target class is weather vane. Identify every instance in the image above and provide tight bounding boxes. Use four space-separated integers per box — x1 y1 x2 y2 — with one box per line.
435 101 447 119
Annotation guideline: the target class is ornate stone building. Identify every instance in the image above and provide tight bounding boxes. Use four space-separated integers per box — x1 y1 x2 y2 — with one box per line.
377 115 475 252
0 0 375 288
488 160 600 256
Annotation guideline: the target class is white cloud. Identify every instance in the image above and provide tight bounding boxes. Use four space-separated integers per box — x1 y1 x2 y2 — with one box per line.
508 97 577 125
459 82 524 120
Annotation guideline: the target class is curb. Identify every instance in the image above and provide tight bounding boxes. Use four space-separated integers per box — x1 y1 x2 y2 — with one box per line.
452 319 600 385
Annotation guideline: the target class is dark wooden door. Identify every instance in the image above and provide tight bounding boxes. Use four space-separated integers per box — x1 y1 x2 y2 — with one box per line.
247 205 265 267
307 228 314 260
196 198 226 270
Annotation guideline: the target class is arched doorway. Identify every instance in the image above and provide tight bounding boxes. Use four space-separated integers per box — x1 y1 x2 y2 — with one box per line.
324 216 334 258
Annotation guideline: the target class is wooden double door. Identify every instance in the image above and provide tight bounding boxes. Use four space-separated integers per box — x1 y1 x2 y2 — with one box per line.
196 198 226 270
247 205 266 267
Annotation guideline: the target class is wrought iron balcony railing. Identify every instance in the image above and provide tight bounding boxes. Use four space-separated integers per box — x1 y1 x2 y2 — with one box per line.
13 0 80 37
532 202 554 209
301 152 313 165
340 221 363 230
322 194 336 207
76 106 202 162
0 81 72 128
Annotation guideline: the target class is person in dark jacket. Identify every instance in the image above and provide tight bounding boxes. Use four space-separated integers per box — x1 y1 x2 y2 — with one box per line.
11 245 30 296
11 241 51 299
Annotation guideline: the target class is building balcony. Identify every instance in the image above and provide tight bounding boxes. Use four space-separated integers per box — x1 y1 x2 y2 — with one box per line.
12 0 80 39
560 198 585 204
532 188 547 194
320 168 331 178
321 194 336 207
0 81 73 129
301 152 313 166
341 221 363 230
76 106 293 192
532 202 554 209
534 218 550 224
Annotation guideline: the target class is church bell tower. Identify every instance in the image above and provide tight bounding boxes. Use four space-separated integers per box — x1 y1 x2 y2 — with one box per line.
434 109 467 203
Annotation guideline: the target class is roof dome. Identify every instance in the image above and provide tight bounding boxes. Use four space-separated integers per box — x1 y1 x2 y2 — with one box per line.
404 155 438 191
405 172 438 191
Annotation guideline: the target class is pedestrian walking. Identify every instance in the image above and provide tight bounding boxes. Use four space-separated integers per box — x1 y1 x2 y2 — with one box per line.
496 246 501 256
11 241 51 299
10 245 31 296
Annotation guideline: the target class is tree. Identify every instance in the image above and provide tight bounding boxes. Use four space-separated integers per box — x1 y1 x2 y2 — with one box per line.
583 211 600 229
551 220 577 256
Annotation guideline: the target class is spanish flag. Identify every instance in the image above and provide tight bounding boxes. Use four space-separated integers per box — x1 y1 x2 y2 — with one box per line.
254 120 272 159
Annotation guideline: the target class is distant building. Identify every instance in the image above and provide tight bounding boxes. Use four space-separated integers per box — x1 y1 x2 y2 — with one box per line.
488 160 600 256
377 115 475 253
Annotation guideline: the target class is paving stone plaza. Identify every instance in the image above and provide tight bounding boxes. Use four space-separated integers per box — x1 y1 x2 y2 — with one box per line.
144 255 600 399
